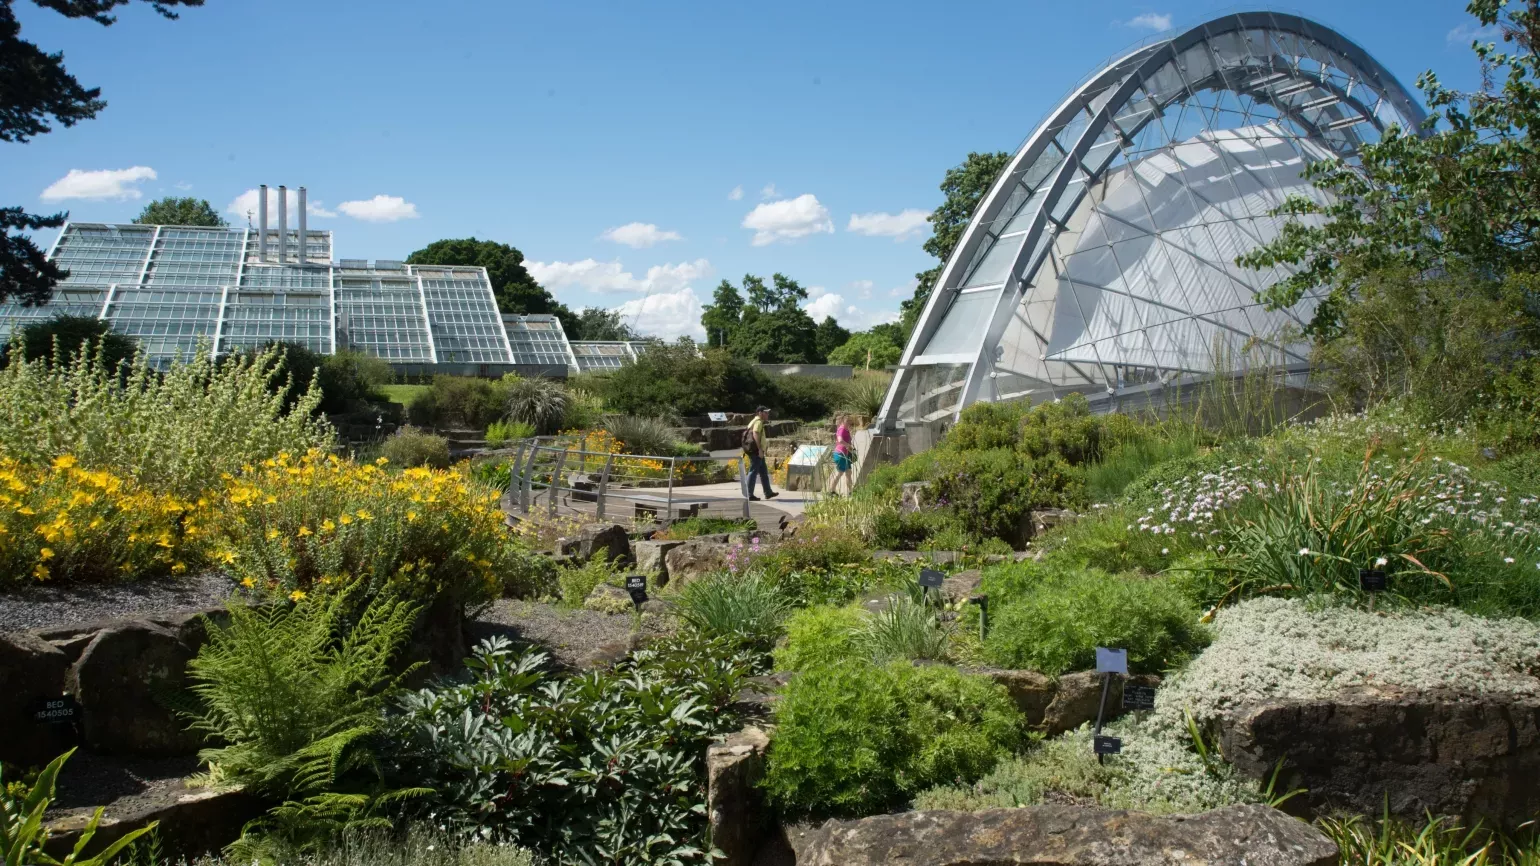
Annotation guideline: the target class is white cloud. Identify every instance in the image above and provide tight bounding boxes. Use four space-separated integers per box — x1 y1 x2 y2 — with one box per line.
847 208 930 241
40 166 156 202
801 292 900 330
174 181 193 191
225 188 336 225
741 194 834 246
337 194 419 222
727 185 744 201
760 183 778 200
600 222 683 248
889 277 919 298
1125 12 1172 31
1447 21 1502 45
850 279 875 300
527 257 712 295
612 287 706 340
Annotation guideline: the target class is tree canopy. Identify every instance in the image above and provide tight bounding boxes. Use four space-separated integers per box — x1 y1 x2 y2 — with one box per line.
814 316 851 362
1 0 204 307
404 238 576 334
827 330 902 370
568 306 637 341
701 274 823 363
902 150 1012 339
133 196 225 227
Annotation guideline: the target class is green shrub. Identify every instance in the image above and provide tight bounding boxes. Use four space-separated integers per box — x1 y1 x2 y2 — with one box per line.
1037 505 1181 575
983 569 1207 675
379 426 451 469
391 635 752 863
655 516 756 540
675 572 790 653
771 375 835 421
753 528 902 607
595 342 776 418
1018 393 1103 464
502 375 568 434
561 386 607 430
602 414 682 455
774 605 867 672
407 377 507 429
927 448 1054 544
484 419 535 446
0 340 332 499
946 400 1028 452
183 592 421 810
10 313 137 372
762 660 1024 819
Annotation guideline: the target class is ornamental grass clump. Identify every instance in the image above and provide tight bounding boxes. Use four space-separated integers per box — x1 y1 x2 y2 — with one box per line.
210 450 551 606
674 571 790 653
0 453 207 584
0 339 332 499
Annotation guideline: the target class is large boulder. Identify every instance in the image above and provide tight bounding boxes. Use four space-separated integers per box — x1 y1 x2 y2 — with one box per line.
1217 688 1540 825
45 786 265 862
940 569 982 604
1041 671 1121 737
634 539 684 584
664 541 732 586
67 623 201 756
706 726 772 866
0 631 73 767
782 804 1336 866
976 668 1055 727
579 522 631 565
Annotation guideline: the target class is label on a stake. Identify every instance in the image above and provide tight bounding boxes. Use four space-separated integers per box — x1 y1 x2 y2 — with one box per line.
1095 647 1128 675
625 575 648 607
918 568 945 589
968 594 987 609
1093 735 1123 755
1122 685 1157 711
32 695 78 725
1359 569 1387 592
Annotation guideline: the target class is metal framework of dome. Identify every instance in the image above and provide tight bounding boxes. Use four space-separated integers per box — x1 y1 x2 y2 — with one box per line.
876 12 1424 434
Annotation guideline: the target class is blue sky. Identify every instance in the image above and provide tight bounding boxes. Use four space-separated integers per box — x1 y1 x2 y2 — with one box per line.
5 0 1493 338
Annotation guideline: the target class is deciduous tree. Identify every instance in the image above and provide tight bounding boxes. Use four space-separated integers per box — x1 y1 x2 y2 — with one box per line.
133 196 225 227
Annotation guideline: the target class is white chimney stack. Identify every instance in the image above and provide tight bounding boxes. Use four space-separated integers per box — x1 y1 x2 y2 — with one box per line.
258 184 269 262
297 187 308 265
277 185 288 264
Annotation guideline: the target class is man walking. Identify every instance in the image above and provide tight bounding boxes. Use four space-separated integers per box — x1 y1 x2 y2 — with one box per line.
743 406 778 501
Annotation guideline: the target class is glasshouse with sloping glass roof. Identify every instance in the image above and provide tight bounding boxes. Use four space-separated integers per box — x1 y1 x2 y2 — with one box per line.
876 12 1424 436
0 212 648 376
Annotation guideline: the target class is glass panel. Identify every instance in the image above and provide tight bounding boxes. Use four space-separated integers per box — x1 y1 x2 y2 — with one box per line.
963 234 1025 288
922 289 1001 356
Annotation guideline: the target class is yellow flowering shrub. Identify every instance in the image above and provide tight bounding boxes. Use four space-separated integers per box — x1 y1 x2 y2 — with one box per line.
0 454 205 584
209 451 552 605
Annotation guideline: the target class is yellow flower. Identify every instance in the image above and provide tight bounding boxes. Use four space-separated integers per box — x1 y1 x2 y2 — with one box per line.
406 511 418 522
32 564 49 580
52 455 77 471
266 528 280 540
355 509 374 521
39 547 54 561
321 519 336 533
289 590 307 602
297 526 313 537
339 514 353 525
241 577 255 588
219 550 238 565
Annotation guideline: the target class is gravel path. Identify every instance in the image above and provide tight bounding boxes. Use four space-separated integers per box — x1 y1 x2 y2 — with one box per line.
0 571 237 634
471 598 674 670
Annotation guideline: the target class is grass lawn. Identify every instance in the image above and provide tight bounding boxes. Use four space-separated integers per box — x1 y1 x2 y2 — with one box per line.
379 384 429 406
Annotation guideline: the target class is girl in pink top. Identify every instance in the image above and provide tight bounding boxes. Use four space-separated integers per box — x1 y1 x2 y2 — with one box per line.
831 415 854 496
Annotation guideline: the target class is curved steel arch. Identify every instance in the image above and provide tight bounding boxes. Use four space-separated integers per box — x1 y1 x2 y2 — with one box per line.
878 12 1425 432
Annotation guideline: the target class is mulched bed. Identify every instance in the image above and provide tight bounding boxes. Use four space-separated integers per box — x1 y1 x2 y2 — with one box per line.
0 572 237 634
470 598 674 671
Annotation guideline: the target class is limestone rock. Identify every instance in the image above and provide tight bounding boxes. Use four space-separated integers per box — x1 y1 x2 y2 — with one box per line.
45 785 265 862
1041 671 1118 736
578 522 631 565
664 541 731 586
707 726 772 866
584 583 635 615
1033 507 1080 535
900 481 931 513
1217 688 1540 825
0 631 73 767
634 539 684 584
941 569 983 604
785 803 1336 866
581 634 643 669
976 668 1055 727
67 623 200 756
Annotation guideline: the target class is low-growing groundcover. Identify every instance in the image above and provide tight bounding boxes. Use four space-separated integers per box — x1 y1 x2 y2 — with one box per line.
762 659 1024 819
